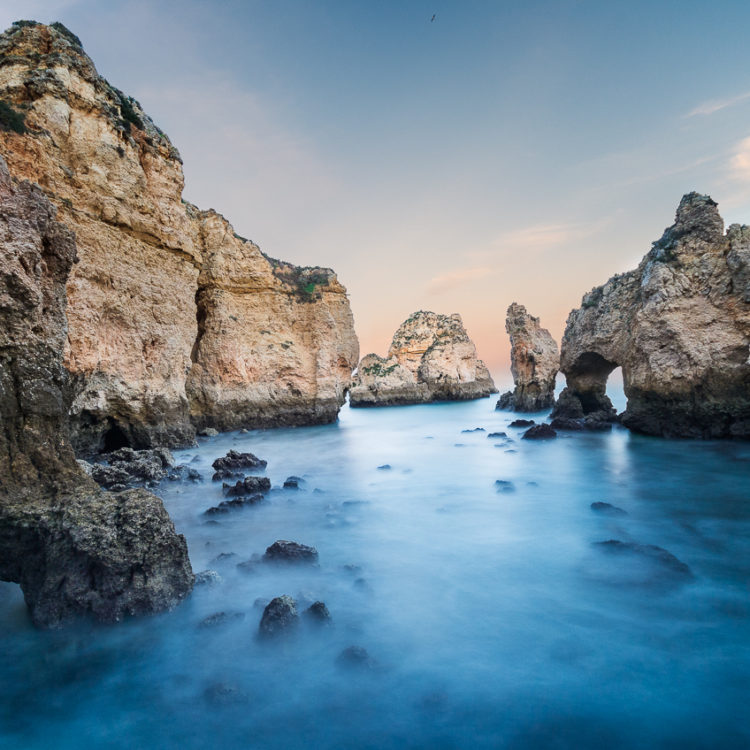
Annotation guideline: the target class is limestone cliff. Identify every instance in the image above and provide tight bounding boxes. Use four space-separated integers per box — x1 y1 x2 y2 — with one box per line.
0 21 358 454
0 154 193 627
553 193 750 437
350 311 496 406
496 303 559 411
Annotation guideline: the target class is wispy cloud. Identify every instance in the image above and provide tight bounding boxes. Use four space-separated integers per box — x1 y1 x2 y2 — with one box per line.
728 135 750 181
686 91 750 117
426 266 493 294
492 218 609 254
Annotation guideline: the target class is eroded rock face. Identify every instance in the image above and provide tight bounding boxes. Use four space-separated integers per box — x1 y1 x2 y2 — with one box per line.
350 311 496 406
554 193 750 437
497 303 559 411
0 22 358 454
0 153 193 627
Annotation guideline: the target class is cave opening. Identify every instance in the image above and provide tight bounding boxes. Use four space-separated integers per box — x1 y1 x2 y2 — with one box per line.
102 421 130 453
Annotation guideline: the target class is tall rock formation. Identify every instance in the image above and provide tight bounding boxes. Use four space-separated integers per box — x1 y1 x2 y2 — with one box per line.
0 21 358 455
350 311 497 406
553 193 750 438
496 303 559 411
0 154 193 627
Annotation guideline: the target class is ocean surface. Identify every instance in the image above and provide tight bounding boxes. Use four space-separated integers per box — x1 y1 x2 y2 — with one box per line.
1 386 749 749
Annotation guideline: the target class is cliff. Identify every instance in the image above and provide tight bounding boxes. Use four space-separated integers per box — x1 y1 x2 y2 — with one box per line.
553 193 750 437
0 21 358 454
496 302 559 411
350 311 496 406
0 153 193 627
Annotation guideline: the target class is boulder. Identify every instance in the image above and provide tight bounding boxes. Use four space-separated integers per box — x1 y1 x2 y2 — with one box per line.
223 476 271 496
263 540 319 564
258 595 299 638
304 601 332 624
522 424 557 440
212 450 267 473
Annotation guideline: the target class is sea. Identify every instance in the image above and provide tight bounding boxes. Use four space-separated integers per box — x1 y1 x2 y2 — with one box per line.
0 382 748 749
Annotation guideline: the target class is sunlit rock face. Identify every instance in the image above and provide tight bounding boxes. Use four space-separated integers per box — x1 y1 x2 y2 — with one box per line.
496 303 559 412
350 311 496 406
554 193 750 438
0 153 193 628
0 21 358 455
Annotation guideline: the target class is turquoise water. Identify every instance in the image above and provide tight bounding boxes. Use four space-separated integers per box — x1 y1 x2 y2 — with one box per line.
1 390 749 749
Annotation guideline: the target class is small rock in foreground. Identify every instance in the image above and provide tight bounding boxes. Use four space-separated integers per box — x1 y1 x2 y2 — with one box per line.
522 424 557 440
259 595 299 638
264 540 319 564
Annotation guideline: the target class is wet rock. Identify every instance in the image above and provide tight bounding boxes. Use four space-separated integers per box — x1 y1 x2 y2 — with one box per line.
210 552 237 565
203 682 249 705
377 464 392 470
212 450 267 473
194 570 222 586
198 611 245 628
223 476 271 496
168 465 202 481
304 601 331 624
204 494 264 515
461 427 485 433
90 447 173 489
550 417 585 431
594 539 692 577
258 595 299 638
263 540 319 564
495 391 514 410
336 645 375 669
522 424 557 440
510 419 535 427
487 431 507 438
283 476 304 489
198 428 219 437
495 480 515 492
591 502 627 516
583 416 614 432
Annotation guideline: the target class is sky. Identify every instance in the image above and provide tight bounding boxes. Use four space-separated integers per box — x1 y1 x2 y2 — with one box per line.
3 0 750 382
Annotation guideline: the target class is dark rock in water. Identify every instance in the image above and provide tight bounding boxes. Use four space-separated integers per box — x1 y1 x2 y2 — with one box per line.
304 601 331 624
264 540 319 564
212 468 242 481
342 564 362 575
337 645 375 669
594 539 692 577
377 464 392 470
203 682 249 705
259 595 299 638
591 502 627 516
510 419 535 427
495 391 514 410
583 416 614 432
204 493 264 515
236 558 260 574
550 417 585 431
91 447 174 489
194 570 222 586
212 450 267 473
461 427 485 433
487 432 507 438
198 611 245 628
353 577 372 592
283 476 304 489
522 424 557 440
224 476 271 496
495 480 515 492
210 552 237 565
168 465 202 481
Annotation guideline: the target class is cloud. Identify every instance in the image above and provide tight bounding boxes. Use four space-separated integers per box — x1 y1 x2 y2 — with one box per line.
728 135 750 181
426 266 493 294
686 91 750 117
492 219 609 255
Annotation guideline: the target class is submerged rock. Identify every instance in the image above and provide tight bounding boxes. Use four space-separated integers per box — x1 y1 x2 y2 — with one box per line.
495 480 516 492
283 476 304 489
336 645 375 669
594 539 692 578
522 424 557 440
304 601 332 624
377 464 392 470
591 502 627 516
510 419 535 427
553 193 750 438
498 303 559 411
350 311 496 406
195 570 222 586
263 540 319 564
198 611 245 628
203 682 249 705
258 595 299 638
487 431 507 438
204 494 264 515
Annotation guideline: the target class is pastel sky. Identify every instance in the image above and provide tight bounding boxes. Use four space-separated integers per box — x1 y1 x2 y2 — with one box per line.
4 0 750 383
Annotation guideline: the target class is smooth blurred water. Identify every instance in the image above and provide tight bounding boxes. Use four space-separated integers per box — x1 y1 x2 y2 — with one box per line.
1 389 749 749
